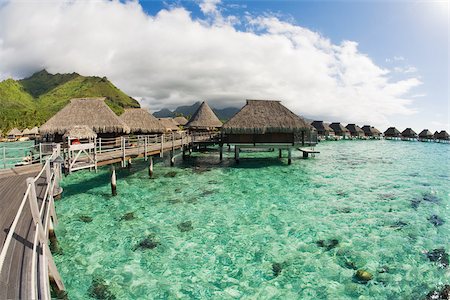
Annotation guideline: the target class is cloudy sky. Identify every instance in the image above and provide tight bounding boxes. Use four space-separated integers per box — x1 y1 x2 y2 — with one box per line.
0 0 448 131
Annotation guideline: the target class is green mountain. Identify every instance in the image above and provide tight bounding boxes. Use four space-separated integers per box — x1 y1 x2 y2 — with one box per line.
0 70 140 133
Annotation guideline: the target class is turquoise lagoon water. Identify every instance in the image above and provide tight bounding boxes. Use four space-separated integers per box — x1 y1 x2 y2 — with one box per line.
55 140 449 299
0 140 35 168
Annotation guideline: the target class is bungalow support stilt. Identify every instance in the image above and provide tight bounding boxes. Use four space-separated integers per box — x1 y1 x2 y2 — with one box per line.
235 146 240 164
288 148 292 165
279 149 282 158
148 156 153 178
111 166 117 196
219 144 223 161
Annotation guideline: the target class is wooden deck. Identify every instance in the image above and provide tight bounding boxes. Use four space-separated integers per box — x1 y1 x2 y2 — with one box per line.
0 169 46 299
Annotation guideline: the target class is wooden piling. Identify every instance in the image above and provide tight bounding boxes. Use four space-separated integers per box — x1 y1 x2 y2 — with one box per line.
288 148 292 165
219 144 223 161
235 146 239 164
279 149 282 158
127 158 132 170
149 156 153 178
170 150 175 167
111 166 117 196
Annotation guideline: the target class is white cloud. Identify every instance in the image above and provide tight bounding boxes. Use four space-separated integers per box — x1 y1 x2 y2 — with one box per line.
0 0 422 128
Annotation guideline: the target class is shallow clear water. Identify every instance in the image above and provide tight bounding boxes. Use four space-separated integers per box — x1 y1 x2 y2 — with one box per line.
0 140 35 168
55 140 449 299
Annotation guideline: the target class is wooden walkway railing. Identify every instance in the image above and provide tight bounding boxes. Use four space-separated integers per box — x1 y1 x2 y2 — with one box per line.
0 145 65 299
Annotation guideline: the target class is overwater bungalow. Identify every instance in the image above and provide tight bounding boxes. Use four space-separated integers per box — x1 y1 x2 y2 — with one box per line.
418 129 433 142
361 125 381 139
433 131 439 140
345 124 365 139
329 123 350 139
39 97 130 142
7 128 22 140
174 116 189 127
22 128 31 136
186 101 222 131
28 126 40 139
311 121 335 140
384 127 401 139
435 130 450 143
401 128 417 141
158 118 181 132
119 108 165 134
221 100 315 164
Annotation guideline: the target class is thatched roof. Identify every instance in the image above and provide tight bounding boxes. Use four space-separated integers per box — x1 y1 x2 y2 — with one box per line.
384 127 401 137
419 129 433 138
222 100 310 134
186 101 222 130
436 130 450 140
29 127 39 135
22 128 31 135
401 128 417 138
119 108 165 134
158 118 180 132
311 121 334 134
7 128 22 136
174 116 189 126
345 124 364 135
361 125 381 136
40 98 130 135
63 125 97 139
329 123 350 135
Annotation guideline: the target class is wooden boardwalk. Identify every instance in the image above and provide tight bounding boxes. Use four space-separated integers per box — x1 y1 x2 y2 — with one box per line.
0 169 46 299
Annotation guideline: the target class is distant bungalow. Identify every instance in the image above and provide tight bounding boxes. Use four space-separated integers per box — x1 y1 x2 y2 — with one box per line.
361 125 381 139
435 130 450 143
329 123 350 139
174 116 189 127
401 128 417 140
29 127 39 139
311 121 335 140
119 108 165 134
418 129 433 141
158 118 181 132
40 97 130 141
186 101 222 131
345 124 365 138
222 100 314 164
384 127 401 139
7 128 22 140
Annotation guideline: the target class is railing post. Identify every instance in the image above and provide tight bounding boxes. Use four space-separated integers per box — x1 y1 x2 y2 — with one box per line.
45 160 51 184
160 134 164 158
172 132 175 152
99 137 102 154
144 136 147 161
39 143 43 164
122 136 125 167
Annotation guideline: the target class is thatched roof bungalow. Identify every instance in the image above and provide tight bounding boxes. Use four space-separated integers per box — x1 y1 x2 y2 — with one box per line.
436 130 449 140
419 129 433 140
345 124 364 137
174 116 189 126
7 128 22 139
158 118 181 132
186 101 222 131
40 97 130 141
311 121 335 137
22 128 31 136
329 123 350 137
361 125 381 137
384 127 401 138
119 108 165 134
401 128 417 139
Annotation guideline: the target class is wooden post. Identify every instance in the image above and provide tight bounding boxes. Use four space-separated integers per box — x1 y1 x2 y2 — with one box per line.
288 148 292 165
144 136 147 161
149 156 153 178
160 134 164 158
121 137 125 168
170 150 175 167
111 166 117 196
228 145 231 152
39 143 42 164
279 149 282 158
45 160 51 184
235 146 239 164
127 158 132 170
99 138 102 154
219 144 223 161
303 151 308 159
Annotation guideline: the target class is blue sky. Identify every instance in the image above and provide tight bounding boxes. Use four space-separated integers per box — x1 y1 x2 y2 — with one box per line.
0 0 448 131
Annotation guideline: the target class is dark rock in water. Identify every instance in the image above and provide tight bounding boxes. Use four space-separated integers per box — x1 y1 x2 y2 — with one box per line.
49 235 63 255
134 235 160 250
427 248 449 268
378 266 390 273
425 285 450 300
428 215 445 227
120 212 135 221
411 198 422 210
354 269 373 283
192 166 211 174
201 190 215 197
208 180 219 184
423 193 441 204
380 193 395 200
79 215 93 223
88 277 116 300
164 171 177 178
338 207 352 214
168 198 182 204
345 261 358 270
177 221 193 232
390 221 408 230
316 239 339 251
272 262 283 277
174 188 182 193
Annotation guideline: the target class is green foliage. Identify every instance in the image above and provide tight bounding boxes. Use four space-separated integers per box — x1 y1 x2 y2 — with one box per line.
0 70 140 134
